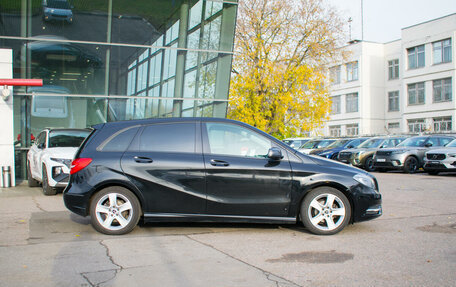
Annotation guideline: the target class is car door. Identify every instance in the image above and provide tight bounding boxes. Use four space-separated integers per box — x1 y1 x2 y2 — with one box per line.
121 122 206 214
202 121 293 217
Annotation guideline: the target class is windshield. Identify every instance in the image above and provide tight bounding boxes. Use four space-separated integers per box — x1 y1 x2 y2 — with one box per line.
326 139 350 149
447 139 456 147
397 137 427 147
47 0 71 9
48 130 90 148
358 138 384 149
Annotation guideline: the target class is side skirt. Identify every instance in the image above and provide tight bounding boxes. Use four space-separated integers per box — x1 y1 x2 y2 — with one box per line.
143 213 297 224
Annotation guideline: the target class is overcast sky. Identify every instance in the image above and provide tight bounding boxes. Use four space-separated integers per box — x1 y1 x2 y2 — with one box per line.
327 0 456 43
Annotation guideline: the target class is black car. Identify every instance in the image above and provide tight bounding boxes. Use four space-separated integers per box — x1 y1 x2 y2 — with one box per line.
64 118 382 235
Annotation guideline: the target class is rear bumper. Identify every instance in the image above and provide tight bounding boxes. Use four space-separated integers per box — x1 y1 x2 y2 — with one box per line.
63 180 93 217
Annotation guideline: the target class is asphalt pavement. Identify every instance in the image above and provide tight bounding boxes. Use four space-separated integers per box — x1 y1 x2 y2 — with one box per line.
1 172 455 287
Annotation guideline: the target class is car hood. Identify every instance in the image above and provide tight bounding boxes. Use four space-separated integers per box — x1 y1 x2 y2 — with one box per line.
379 147 422 152
341 147 377 153
44 147 78 159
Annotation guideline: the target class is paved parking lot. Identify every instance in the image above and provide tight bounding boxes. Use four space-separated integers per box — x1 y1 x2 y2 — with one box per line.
1 172 455 287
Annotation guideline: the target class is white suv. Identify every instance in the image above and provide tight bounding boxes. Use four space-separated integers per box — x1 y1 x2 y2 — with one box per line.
423 139 456 175
27 128 91 195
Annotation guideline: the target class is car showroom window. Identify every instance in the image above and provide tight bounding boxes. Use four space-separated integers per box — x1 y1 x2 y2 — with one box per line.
99 127 139 152
205 123 271 158
140 123 195 153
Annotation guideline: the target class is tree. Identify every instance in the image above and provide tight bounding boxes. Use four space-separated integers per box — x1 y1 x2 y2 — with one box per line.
228 0 347 138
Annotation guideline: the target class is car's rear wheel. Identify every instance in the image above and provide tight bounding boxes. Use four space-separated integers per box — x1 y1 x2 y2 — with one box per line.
403 157 418 174
27 161 39 187
90 187 141 235
42 165 57 195
364 156 375 172
301 187 351 235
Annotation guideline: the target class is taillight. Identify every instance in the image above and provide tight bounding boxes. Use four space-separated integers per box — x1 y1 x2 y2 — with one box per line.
70 158 92 174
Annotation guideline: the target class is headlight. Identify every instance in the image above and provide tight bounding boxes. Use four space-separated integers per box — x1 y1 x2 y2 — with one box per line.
448 153 456 158
391 149 406 154
353 174 376 189
50 158 72 168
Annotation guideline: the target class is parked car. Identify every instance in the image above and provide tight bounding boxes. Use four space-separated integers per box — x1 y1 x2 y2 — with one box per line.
27 128 91 195
422 139 456 175
338 136 407 171
63 118 382 235
42 0 74 23
282 137 311 149
373 135 455 173
298 138 336 154
311 138 369 160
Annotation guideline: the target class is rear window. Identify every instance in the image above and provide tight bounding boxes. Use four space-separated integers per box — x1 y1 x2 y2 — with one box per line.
139 123 196 153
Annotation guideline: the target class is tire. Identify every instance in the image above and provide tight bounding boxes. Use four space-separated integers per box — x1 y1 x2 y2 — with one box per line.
300 187 351 235
427 171 439 176
27 161 40 187
364 156 375 172
403 157 419 174
90 186 141 235
42 165 57 195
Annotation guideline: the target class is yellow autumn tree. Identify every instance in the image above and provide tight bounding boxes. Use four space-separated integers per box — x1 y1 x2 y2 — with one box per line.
228 0 347 138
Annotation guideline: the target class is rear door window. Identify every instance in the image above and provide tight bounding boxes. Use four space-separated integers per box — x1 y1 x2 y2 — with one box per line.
139 123 196 153
99 127 139 152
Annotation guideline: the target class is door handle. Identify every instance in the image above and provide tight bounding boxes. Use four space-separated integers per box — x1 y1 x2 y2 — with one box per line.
134 156 153 163
210 159 229 167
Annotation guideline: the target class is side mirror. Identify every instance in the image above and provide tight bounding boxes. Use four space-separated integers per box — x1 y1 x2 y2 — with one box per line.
424 142 433 147
267 147 283 161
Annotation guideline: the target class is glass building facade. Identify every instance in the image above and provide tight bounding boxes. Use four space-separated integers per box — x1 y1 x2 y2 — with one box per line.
0 0 238 179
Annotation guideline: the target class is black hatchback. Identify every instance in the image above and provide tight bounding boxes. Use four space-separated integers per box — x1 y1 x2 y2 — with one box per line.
63 118 382 235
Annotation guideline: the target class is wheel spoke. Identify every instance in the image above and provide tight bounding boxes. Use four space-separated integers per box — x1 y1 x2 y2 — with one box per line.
311 214 325 226
332 207 346 217
325 194 336 207
108 193 117 207
118 201 132 213
101 215 115 228
116 214 130 227
96 204 110 214
310 199 323 212
325 217 336 230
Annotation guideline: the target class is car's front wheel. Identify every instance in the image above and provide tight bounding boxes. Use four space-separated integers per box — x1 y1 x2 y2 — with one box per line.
364 156 375 172
42 165 57 195
301 187 351 235
403 156 419 173
90 187 141 235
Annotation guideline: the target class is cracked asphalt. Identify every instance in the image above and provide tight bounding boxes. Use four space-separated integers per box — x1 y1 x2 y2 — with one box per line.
1 172 456 287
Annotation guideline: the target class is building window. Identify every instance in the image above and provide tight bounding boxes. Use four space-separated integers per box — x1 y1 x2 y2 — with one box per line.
433 117 452 132
346 93 358 113
433 78 452 102
388 59 399 80
329 65 341 85
330 96 341 114
346 124 359 136
407 45 425 69
329 125 341 137
346 61 358 81
408 119 426 133
388 122 400 129
433 39 452 64
388 91 400 111
408 82 425 105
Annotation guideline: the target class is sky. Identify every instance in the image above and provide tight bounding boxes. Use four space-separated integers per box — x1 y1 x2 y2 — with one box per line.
327 0 456 43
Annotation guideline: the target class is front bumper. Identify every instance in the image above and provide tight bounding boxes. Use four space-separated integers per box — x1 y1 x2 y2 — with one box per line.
373 154 407 170
424 160 456 171
350 183 382 223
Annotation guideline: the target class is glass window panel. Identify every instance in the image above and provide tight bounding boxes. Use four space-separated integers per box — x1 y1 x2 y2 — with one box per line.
140 123 196 153
199 62 217 99
189 0 203 30
183 70 197 109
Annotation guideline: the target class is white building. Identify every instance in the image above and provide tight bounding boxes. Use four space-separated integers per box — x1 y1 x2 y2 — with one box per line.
324 13 456 137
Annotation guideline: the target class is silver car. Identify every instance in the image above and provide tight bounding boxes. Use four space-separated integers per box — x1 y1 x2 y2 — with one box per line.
423 139 456 175
373 135 454 173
